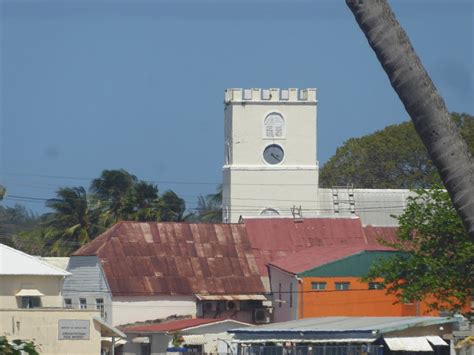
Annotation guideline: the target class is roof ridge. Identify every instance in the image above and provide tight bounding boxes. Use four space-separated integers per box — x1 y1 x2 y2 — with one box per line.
110 220 245 226
72 221 124 255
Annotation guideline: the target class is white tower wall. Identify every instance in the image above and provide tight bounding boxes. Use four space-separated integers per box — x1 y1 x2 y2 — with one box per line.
222 88 319 223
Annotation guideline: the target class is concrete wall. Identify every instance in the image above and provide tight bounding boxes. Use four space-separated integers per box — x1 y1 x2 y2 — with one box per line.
122 333 170 355
300 276 440 317
0 309 101 355
316 188 412 226
112 295 196 326
0 275 64 309
269 266 299 322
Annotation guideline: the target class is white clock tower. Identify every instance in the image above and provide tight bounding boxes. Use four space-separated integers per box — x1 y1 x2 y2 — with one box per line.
222 88 319 223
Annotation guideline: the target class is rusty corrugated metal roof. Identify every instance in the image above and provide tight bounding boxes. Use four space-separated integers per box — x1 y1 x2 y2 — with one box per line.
363 225 399 245
122 317 251 334
122 317 224 333
243 217 371 276
73 221 265 296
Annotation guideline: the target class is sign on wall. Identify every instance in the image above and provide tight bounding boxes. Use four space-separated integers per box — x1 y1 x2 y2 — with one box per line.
58 320 90 340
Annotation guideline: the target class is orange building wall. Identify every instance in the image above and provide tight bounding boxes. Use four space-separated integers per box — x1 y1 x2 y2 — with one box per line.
298 277 439 318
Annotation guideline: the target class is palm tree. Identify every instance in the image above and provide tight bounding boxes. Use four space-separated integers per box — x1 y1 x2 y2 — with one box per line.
43 186 101 256
90 169 138 224
159 190 186 222
346 0 474 241
128 181 162 221
194 185 222 223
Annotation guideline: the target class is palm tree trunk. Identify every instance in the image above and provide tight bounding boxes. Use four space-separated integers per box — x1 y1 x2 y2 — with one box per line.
346 0 474 241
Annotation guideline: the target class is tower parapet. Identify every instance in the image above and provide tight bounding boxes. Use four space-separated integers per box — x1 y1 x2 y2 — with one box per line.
225 88 317 103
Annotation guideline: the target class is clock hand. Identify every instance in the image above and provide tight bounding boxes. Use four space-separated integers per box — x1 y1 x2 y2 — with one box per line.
271 153 281 161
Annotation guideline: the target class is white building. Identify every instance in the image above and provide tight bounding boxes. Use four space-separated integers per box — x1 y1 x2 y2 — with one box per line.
0 243 70 309
0 243 124 355
222 88 410 225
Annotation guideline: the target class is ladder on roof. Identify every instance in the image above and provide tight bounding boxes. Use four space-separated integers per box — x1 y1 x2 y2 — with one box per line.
291 205 304 222
331 185 356 215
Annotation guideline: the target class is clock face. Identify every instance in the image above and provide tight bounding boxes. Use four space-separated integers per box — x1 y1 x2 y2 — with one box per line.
263 144 284 165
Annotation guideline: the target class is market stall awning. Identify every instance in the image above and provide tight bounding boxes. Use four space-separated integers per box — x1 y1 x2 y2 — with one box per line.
15 289 44 297
384 336 447 352
182 334 207 345
93 317 126 339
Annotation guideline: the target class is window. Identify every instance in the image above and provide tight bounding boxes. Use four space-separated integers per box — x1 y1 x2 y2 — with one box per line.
79 298 87 309
64 298 72 308
335 282 350 291
96 298 105 318
368 282 384 290
21 296 41 309
260 208 280 216
264 113 285 138
311 282 327 290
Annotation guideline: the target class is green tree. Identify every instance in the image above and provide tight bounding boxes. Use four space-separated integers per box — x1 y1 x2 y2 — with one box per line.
192 185 222 223
42 186 101 256
320 113 474 188
0 185 5 201
367 187 474 313
0 205 40 250
0 336 39 355
2 169 188 256
127 181 162 221
90 169 138 223
90 169 186 224
346 0 474 241
159 190 186 222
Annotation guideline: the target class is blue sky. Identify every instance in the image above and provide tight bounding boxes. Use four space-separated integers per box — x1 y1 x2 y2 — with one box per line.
1 0 473 214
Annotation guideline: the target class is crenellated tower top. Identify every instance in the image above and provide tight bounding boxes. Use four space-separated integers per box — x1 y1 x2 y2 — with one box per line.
224 88 317 103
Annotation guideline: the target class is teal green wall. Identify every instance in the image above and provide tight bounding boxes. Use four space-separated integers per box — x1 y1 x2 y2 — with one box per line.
297 251 404 277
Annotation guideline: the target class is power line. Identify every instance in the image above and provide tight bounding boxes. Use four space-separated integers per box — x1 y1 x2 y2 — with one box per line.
5 194 408 209
1 170 415 189
1 171 220 186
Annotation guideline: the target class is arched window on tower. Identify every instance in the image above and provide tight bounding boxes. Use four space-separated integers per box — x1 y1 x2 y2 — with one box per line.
260 208 280 216
264 113 285 138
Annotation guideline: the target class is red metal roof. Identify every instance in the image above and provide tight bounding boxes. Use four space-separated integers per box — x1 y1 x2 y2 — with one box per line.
363 225 399 245
269 244 395 274
121 317 226 333
243 217 370 276
73 221 265 296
